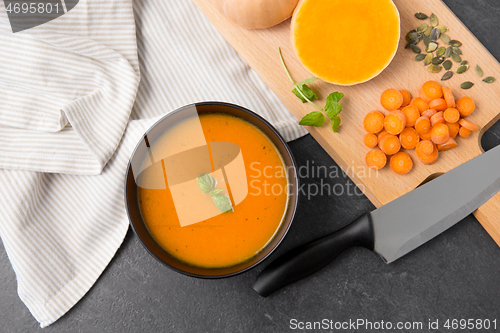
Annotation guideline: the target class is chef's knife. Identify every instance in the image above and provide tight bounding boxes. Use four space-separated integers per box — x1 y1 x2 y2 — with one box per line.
253 144 500 297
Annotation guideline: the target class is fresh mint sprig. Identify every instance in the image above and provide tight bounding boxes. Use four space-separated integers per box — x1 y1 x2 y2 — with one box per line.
197 174 233 213
279 47 344 132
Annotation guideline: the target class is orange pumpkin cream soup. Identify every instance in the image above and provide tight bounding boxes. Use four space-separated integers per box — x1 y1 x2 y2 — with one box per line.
137 113 289 268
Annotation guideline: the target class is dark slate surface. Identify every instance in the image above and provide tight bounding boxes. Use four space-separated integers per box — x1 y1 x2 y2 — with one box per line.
2 0 500 332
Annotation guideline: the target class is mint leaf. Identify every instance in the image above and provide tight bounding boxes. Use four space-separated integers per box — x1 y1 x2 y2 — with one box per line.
212 194 233 213
331 116 341 133
293 85 318 103
296 77 318 88
325 103 342 119
327 92 344 104
209 189 222 195
299 111 325 127
197 173 216 193
324 92 344 119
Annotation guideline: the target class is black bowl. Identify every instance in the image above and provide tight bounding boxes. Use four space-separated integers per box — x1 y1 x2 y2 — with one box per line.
124 102 299 278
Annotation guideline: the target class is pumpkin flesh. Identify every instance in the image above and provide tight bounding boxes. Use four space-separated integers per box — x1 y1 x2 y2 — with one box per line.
291 0 400 85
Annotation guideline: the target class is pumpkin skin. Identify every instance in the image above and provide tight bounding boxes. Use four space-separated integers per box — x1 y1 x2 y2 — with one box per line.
291 0 400 86
220 0 300 29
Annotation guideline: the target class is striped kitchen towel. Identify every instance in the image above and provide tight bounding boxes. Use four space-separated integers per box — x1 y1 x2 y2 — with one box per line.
0 0 307 328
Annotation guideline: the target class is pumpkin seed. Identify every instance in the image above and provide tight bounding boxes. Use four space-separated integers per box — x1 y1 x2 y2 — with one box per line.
424 26 433 37
453 46 462 55
426 42 438 53
443 60 452 70
417 23 429 33
406 30 418 41
411 44 422 54
423 34 431 48
415 54 426 61
428 65 442 73
456 65 468 74
460 60 469 68
436 47 446 57
441 71 454 81
483 76 496 83
405 40 418 49
432 56 445 65
415 12 429 20
460 81 474 89
441 33 451 45
437 25 448 33
444 46 453 58
424 53 433 66
450 40 462 47
451 53 462 63
476 64 484 77
430 28 441 41
430 13 439 27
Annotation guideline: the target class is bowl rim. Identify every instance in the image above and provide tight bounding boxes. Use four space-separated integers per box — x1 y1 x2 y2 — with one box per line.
124 101 299 279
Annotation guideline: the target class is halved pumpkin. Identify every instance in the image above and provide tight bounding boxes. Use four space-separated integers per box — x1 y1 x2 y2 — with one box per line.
291 0 400 86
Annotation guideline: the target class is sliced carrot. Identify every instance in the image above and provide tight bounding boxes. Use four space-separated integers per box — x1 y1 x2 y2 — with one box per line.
431 123 450 145
446 122 460 139
458 119 480 132
366 149 387 170
390 152 413 175
381 89 404 111
459 126 472 138
420 81 443 102
379 134 401 155
430 111 445 126
416 140 439 165
400 90 412 107
442 87 456 108
401 105 420 128
456 96 475 117
415 116 431 134
378 130 390 143
364 133 378 148
384 110 407 135
399 128 420 150
419 128 433 141
364 111 385 133
429 98 447 111
437 138 458 151
443 108 460 123
421 109 438 118
410 97 430 113
418 140 435 155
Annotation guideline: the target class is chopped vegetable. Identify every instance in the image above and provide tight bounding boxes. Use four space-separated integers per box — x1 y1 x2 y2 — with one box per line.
364 133 379 148
366 149 387 170
431 111 445 126
442 87 456 108
416 140 439 165
459 126 472 138
456 96 475 117
420 80 443 102
415 116 431 134
379 134 401 155
429 98 447 111
400 90 412 107
400 128 420 149
443 108 460 123
381 89 404 111
431 123 450 144
390 152 414 175
437 138 458 151
458 119 480 132
401 105 420 127
364 111 385 134
410 97 430 113
384 110 407 135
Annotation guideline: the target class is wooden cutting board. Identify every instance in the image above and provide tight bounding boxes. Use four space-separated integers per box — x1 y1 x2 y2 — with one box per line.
191 0 500 246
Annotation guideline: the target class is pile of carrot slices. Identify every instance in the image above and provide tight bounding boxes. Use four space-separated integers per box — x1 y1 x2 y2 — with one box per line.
363 81 479 175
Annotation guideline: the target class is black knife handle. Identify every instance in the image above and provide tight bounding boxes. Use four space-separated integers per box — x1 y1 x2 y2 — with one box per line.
253 212 374 297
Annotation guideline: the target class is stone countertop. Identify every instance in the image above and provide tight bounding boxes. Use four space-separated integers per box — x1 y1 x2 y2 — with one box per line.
2 0 500 332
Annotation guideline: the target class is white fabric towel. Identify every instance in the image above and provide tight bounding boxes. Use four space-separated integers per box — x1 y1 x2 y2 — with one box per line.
0 0 307 328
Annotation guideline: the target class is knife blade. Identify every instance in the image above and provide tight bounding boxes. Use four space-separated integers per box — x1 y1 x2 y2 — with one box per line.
253 144 500 297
